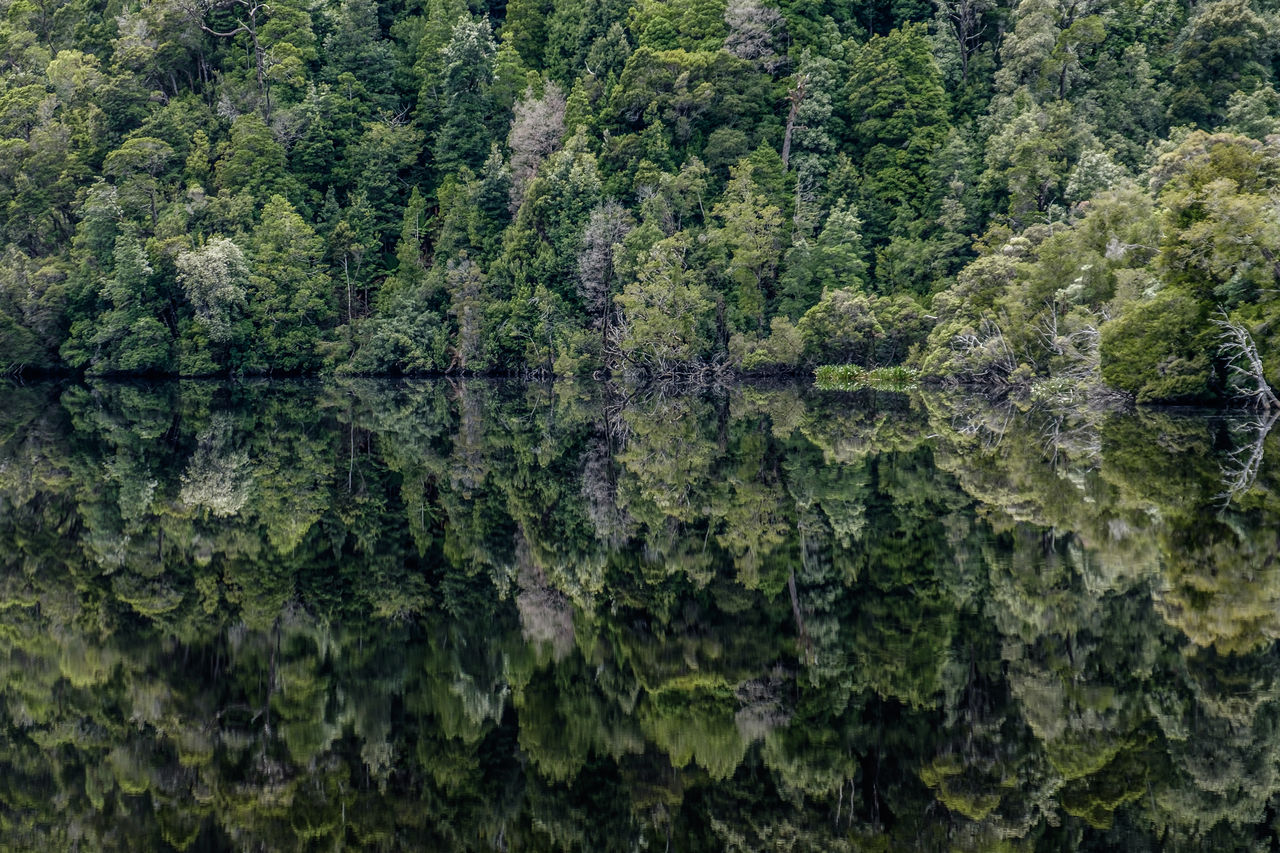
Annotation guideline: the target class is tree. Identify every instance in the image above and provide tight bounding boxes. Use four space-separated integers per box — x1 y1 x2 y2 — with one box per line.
329 192 377 329
1213 311 1279 409
62 233 175 374
611 234 717 377
631 0 728 52
213 113 290 200
847 23 950 245
1153 132 1280 307
499 126 602 306
322 0 394 97
179 0 275 117
979 95 1083 227
176 236 248 346
934 0 992 88
435 16 498 174
1101 289 1212 403
339 119 424 245
797 288 883 365
1168 0 1273 127
576 200 634 343
246 195 334 371
994 0 1105 102
724 0 787 73
102 137 174 227
446 253 489 371
712 159 785 332
778 200 868 319
507 83 567 209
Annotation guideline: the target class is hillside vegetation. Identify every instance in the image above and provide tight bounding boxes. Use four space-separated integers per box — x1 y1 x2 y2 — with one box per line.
2 0 1280 401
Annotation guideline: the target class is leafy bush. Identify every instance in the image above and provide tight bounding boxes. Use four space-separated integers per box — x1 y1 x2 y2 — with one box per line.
1100 289 1213 403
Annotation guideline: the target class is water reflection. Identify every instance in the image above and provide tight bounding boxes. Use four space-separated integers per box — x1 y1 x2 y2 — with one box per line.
1 380 1278 850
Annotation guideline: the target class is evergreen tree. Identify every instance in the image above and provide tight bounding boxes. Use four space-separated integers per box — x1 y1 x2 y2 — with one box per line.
434 16 499 175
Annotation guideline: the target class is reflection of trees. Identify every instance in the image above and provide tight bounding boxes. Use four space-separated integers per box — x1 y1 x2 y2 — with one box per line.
923 389 1280 845
1219 409 1279 503
179 413 253 517
2 381 1280 847
1154 514 1280 655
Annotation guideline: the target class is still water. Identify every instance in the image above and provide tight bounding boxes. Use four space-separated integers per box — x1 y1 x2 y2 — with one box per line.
2 379 1279 851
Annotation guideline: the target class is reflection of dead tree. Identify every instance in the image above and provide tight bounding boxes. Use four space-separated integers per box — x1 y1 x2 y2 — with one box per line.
1219 408 1279 504
949 394 1015 450
734 667 793 742
1039 412 1101 469
1215 310 1280 409
580 434 632 547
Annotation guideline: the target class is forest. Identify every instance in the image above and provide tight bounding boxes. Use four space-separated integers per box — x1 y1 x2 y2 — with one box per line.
3 379 1280 849
2 0 1280 401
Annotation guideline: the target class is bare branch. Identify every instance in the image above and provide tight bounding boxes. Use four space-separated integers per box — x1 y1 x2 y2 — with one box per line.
1214 308 1280 409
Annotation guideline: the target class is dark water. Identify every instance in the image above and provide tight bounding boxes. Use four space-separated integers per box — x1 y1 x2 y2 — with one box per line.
2 379 1279 851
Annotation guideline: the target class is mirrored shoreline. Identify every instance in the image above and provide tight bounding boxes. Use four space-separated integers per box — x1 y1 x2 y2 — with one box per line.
2 379 1278 851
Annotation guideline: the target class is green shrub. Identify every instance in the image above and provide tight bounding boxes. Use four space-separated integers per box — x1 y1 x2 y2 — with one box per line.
1100 289 1212 403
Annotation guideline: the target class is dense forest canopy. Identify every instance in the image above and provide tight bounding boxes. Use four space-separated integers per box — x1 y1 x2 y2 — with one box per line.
3 379 1280 848
3 0 1280 400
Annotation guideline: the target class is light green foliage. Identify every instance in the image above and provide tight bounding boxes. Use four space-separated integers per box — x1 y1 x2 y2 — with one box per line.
730 315 804 372
995 0 1106 101
1153 132 1280 307
0 245 65 369
446 253 491 371
214 114 291 200
979 94 1085 226
630 0 728 52
176 237 249 346
712 159 785 332
102 136 173 226
613 235 717 374
797 288 883 365
1225 86 1280 139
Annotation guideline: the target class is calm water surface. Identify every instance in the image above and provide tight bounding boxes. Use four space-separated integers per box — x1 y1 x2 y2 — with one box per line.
3 379 1279 851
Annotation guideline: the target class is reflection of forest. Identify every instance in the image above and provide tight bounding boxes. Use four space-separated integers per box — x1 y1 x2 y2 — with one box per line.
1 380 1278 850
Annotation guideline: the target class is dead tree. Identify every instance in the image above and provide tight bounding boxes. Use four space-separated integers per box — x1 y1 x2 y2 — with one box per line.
1214 309 1280 409
781 74 807 172
181 0 273 119
936 0 989 85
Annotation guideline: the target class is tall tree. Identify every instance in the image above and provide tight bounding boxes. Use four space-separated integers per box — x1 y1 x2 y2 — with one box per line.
434 16 499 175
246 195 335 371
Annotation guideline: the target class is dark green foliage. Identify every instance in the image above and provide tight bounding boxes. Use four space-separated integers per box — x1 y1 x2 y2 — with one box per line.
846 24 950 247
1100 289 1212 403
0 0 1277 389
2 382 1279 847
434 17 500 175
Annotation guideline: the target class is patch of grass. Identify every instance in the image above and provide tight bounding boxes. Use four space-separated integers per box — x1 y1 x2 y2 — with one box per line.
814 364 919 391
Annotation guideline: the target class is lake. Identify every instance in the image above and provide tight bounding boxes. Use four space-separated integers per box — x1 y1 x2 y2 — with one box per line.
2 379 1278 851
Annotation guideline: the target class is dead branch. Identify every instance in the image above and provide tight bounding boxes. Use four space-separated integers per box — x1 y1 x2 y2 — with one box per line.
1214 309 1280 409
